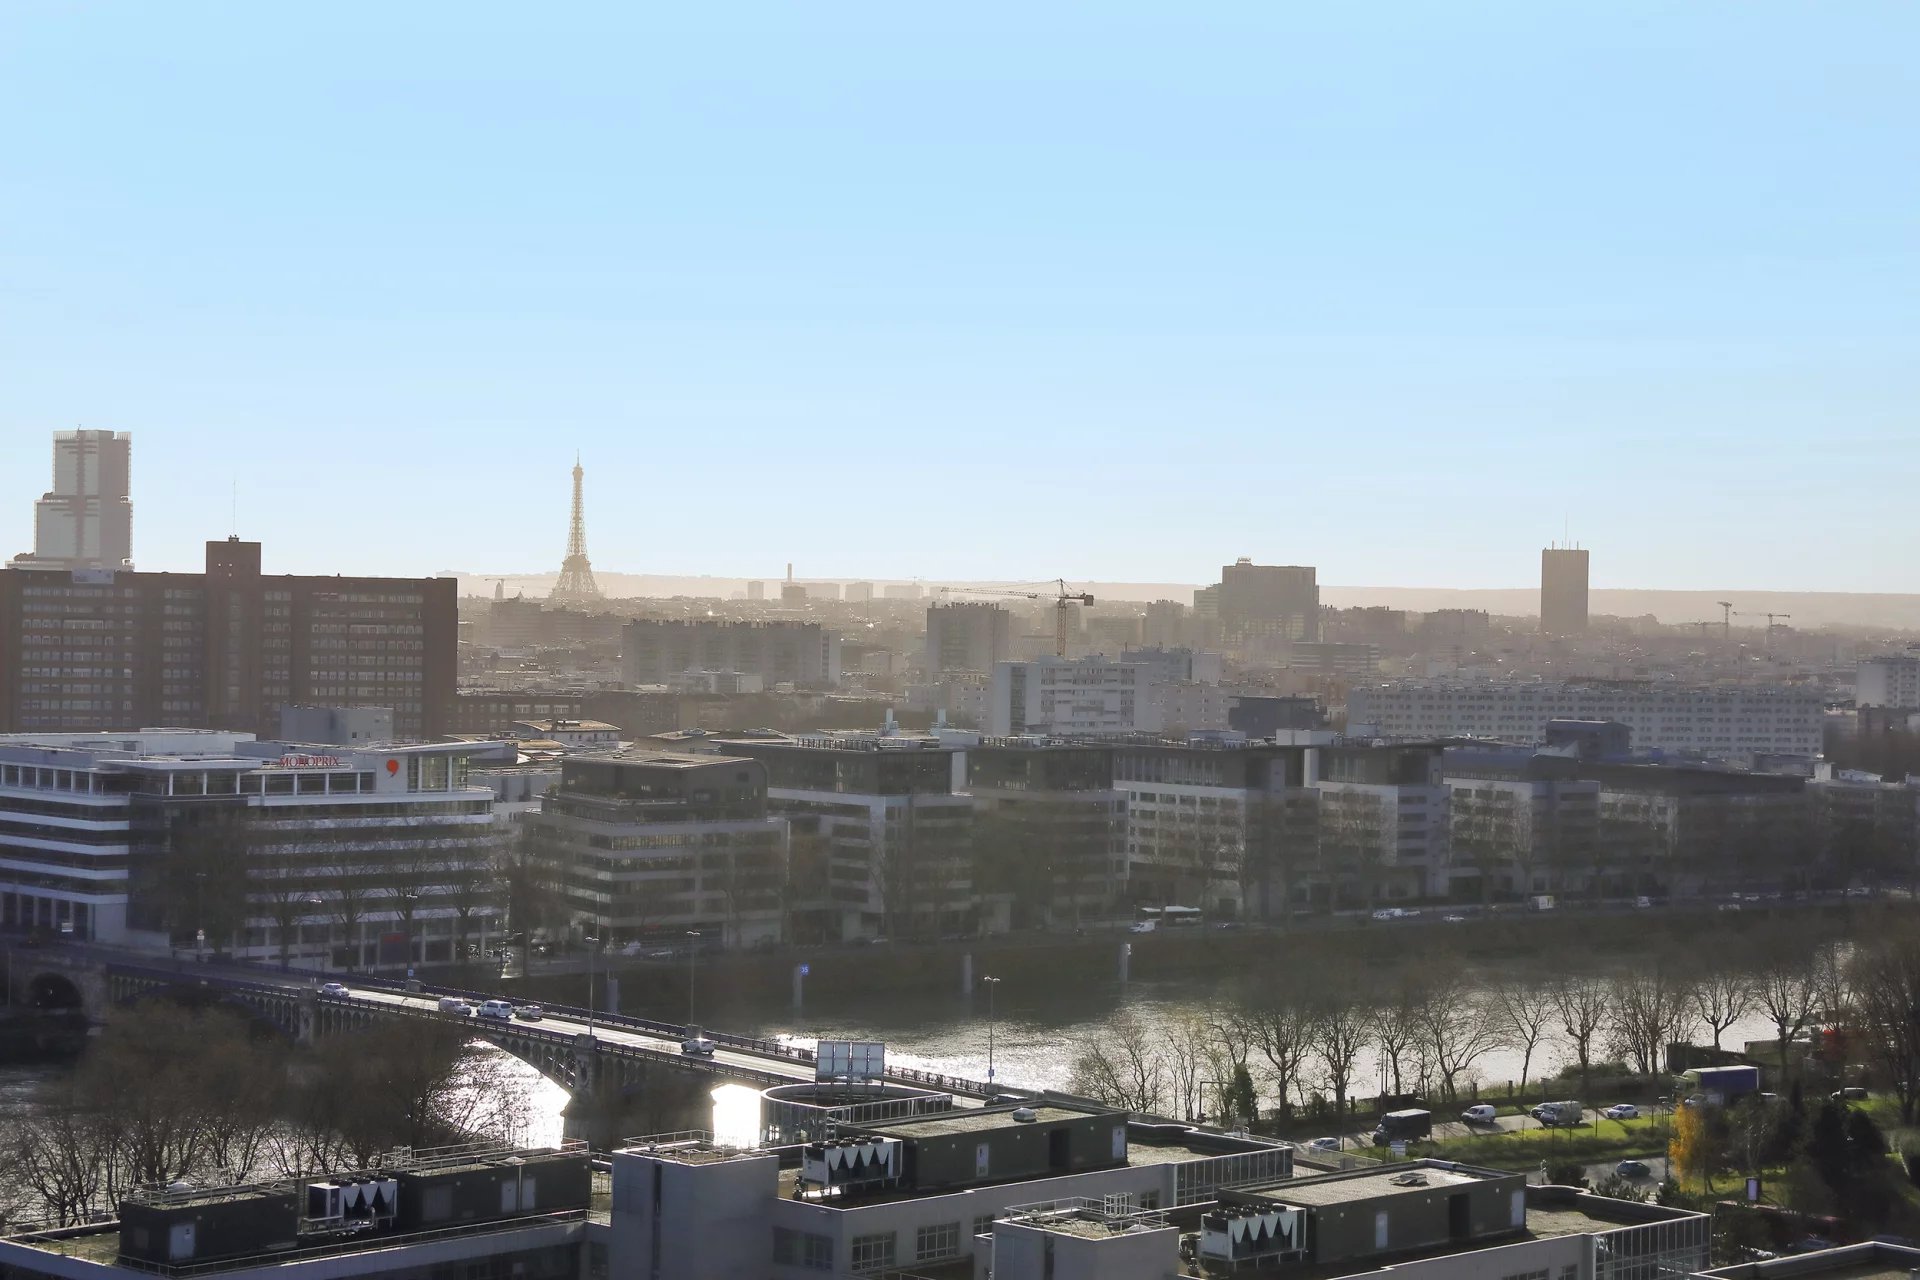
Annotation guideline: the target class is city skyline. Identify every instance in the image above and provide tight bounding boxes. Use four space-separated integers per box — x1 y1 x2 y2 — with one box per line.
4 3 1917 589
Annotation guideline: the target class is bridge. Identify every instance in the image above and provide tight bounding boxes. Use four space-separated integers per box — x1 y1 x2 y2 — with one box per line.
8 943 1006 1106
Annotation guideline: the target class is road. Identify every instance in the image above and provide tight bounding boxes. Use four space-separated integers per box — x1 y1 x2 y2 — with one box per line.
329 983 988 1106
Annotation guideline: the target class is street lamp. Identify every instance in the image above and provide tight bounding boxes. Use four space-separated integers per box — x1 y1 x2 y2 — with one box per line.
582 926 598 1034
687 931 702 1026
982 976 1002 1084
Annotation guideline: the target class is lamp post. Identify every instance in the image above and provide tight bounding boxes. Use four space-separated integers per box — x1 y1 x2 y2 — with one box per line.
582 926 597 1034
982 976 1002 1085
687 931 702 1027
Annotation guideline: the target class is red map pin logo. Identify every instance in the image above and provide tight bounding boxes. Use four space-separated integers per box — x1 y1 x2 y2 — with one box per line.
386 759 400 775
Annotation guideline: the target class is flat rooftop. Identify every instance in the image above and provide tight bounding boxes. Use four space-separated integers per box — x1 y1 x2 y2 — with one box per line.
1242 1164 1486 1208
859 1105 1096 1138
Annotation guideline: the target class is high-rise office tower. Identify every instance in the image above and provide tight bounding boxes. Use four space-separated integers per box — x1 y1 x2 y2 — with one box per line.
1218 559 1319 644
1540 546 1590 635
10 429 134 571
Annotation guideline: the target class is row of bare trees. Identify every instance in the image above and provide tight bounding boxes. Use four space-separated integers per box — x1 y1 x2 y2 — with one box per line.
0 1003 535 1228
1067 939 1885 1123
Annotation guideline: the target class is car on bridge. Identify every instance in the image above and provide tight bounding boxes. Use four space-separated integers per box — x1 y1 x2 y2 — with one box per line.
681 1029 717 1056
477 1000 514 1021
438 996 475 1016
319 982 349 998
514 1004 544 1022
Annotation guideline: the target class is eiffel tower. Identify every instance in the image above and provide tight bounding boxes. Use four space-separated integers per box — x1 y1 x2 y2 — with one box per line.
551 455 603 604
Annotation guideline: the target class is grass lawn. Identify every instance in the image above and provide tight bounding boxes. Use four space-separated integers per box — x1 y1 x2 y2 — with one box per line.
1427 1115 1668 1166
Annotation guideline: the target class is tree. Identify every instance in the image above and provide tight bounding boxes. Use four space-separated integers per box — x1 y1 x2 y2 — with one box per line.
5 1090 117 1225
1067 1010 1166 1113
443 847 500 960
144 804 255 952
1413 967 1503 1103
1160 1010 1213 1122
1669 1098 1719 1193
1490 979 1557 1091
1693 970 1754 1052
1755 958 1819 1082
1245 792 1318 923
1550 973 1610 1099
1608 969 1694 1080
1223 1064 1259 1128
1848 935 1920 1123
1372 976 1426 1097
1247 995 1315 1119
1309 988 1372 1120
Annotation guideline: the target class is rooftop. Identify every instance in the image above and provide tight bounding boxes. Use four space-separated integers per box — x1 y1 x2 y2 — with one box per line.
857 1105 1097 1139
1239 1163 1486 1208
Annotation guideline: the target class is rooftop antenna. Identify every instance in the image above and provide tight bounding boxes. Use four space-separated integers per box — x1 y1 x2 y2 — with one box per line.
231 477 238 537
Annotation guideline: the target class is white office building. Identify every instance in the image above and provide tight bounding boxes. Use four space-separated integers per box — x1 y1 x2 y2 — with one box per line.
0 730 501 964
1857 654 1920 708
1347 681 1824 758
989 658 1156 737
9 429 134 571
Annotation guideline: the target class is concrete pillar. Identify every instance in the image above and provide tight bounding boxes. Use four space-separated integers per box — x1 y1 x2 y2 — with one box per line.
296 991 318 1046
793 963 806 1014
603 975 620 1017
960 952 973 995
1118 941 1131 985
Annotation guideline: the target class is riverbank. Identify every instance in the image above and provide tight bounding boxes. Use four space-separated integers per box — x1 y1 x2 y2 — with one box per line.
446 897 1911 1028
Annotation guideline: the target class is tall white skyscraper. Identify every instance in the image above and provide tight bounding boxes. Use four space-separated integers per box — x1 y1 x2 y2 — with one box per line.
11 430 133 571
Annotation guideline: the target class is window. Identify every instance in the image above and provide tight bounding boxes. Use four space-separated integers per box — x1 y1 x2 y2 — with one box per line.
915 1222 961 1263
972 1215 995 1239
773 1228 833 1271
850 1232 896 1274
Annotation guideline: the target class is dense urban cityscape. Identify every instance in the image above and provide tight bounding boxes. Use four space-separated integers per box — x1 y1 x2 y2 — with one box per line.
5 4 1919 1278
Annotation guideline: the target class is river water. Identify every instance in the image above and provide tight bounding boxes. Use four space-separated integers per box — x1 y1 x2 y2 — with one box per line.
0 973 1782 1154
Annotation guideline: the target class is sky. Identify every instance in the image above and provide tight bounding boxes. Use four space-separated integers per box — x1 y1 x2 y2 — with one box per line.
2 2 1916 591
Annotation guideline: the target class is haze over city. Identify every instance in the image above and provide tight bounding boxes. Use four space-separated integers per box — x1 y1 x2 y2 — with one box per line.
10 6 1920 1276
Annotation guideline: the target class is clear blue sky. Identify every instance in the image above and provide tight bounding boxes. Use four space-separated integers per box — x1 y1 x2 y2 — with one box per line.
3 2 1915 590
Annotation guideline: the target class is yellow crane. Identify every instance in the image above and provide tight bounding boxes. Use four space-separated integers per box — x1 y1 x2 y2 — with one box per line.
939 579 1095 658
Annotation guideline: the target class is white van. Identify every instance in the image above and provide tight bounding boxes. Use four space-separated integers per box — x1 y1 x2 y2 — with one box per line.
437 996 474 1015
1460 1104 1497 1125
477 999 514 1021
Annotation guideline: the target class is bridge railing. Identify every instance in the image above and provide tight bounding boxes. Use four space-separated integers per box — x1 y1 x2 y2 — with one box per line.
97 950 1006 1096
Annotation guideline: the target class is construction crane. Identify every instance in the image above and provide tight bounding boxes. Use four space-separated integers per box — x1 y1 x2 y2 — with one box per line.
1732 610 1794 632
939 580 1095 657
1715 601 1733 639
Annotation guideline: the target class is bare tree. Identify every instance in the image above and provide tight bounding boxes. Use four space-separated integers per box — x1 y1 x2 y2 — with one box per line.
1755 958 1819 1082
1550 973 1610 1099
1310 986 1373 1120
1607 969 1693 1080
1246 994 1315 1118
1068 1010 1167 1113
6 1092 116 1226
1372 976 1427 1097
1693 970 1755 1052
1160 1010 1214 1122
1490 978 1558 1090
1416 970 1503 1103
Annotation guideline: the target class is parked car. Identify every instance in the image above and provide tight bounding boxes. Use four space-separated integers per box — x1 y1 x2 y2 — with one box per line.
477 999 514 1021
1370 908 1402 922
1832 1086 1869 1102
1460 1104 1497 1125
437 996 474 1015
1306 1137 1341 1153
1615 1159 1652 1179
1634 896 1653 909
1716 903 1742 912
319 982 349 998
1442 914 1468 924
514 1004 545 1022
1128 922 1157 934
1603 1103 1639 1120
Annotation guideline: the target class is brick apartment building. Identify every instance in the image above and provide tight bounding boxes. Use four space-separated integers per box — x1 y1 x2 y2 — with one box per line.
0 538 456 740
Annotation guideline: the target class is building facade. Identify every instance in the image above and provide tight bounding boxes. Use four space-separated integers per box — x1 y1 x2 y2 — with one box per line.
527 751 788 947
1346 681 1824 759
714 736 975 941
1540 546 1590 636
988 658 1153 737
1312 744 1451 904
1218 559 1320 645
1856 653 1920 708
622 619 842 687
925 602 1012 675
0 539 457 740
1442 747 1602 900
967 742 1126 926
9 428 134 572
0 731 500 965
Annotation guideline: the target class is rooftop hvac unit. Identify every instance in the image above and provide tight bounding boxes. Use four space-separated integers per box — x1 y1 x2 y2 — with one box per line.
306 1178 398 1228
1199 1206 1304 1263
801 1136 902 1192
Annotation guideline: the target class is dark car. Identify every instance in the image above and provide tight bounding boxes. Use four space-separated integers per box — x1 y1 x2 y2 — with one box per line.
1616 1159 1652 1179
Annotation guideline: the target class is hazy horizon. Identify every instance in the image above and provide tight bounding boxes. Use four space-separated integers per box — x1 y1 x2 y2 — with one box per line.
4 4 1916 589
